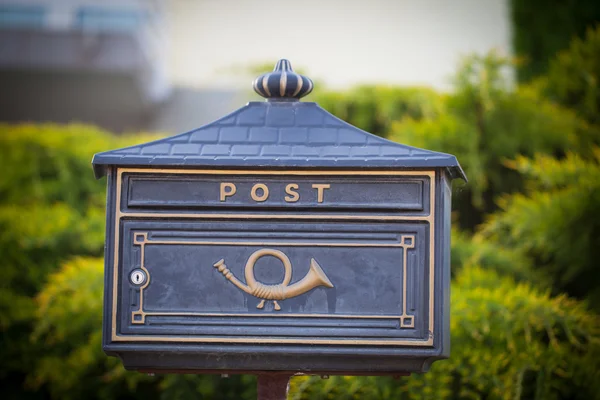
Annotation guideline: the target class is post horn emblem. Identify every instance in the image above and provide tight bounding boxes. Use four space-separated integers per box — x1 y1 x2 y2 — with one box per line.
214 249 334 310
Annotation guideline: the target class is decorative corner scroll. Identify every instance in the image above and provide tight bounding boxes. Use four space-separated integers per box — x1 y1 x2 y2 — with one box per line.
214 248 334 310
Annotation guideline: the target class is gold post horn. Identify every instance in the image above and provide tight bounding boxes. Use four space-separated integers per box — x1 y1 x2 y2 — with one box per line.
214 252 334 308
213 259 252 294
283 258 334 299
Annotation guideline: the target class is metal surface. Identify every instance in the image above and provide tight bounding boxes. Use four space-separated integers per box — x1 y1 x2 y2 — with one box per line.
93 60 465 375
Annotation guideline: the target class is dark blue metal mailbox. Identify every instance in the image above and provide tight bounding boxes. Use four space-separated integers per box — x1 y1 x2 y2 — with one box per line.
92 60 466 375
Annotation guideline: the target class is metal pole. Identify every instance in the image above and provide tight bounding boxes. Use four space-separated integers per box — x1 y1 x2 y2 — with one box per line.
256 374 291 400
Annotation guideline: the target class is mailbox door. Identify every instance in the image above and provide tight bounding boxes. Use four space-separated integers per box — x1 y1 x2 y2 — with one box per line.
103 168 448 373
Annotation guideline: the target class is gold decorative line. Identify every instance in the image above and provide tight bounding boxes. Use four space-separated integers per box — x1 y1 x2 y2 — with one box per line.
112 169 122 340
119 212 430 222
306 78 313 94
292 72 303 97
253 78 261 95
131 232 151 324
112 168 436 346
262 74 271 97
112 334 434 346
129 239 413 248
280 72 287 96
400 235 416 328
120 168 434 177
142 311 405 319
429 172 435 334
131 234 415 326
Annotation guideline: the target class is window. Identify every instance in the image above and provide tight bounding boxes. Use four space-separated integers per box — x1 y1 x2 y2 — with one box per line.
0 5 46 29
76 6 145 32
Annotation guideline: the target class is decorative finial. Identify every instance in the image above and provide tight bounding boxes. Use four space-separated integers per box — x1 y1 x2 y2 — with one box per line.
253 59 313 101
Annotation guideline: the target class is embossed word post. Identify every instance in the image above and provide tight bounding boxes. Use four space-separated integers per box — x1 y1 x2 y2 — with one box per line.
92 60 466 388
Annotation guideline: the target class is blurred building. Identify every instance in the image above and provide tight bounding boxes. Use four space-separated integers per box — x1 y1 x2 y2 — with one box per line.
0 0 243 133
0 0 510 134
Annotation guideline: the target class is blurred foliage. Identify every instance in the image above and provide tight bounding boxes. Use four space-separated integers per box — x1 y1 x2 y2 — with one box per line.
290 266 600 399
480 151 600 307
0 123 158 325
450 228 548 287
2 20 600 400
226 61 309 78
510 0 600 82
0 124 160 399
317 52 598 230
391 51 599 230
314 86 444 138
30 257 153 400
543 25 600 126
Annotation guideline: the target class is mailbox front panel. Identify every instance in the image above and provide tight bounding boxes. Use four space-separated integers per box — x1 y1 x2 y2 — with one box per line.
107 168 439 351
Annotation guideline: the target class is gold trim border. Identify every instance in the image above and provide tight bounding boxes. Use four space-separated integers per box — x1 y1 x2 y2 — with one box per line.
130 233 416 329
111 168 436 346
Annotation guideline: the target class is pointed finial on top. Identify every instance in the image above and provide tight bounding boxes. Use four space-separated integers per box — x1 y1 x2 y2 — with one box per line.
253 59 313 101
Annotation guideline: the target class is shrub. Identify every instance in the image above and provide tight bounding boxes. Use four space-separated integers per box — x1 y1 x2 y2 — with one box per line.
480 151 600 305
290 266 600 400
544 25 600 127
389 52 591 229
0 123 160 398
315 86 445 138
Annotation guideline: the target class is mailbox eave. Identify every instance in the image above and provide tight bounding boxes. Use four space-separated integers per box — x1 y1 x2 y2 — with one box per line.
92 101 466 180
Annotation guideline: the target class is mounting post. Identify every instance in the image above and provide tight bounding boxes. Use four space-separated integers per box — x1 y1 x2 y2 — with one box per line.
256 374 291 400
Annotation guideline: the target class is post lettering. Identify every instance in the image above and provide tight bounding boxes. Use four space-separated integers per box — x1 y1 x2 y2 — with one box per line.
251 183 269 202
284 183 300 202
220 182 331 203
312 184 331 203
220 182 237 201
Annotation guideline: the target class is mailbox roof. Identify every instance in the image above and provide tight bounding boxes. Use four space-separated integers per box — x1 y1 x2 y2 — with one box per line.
92 100 466 180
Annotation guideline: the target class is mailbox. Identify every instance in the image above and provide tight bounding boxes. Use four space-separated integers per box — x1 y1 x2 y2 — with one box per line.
92 60 466 375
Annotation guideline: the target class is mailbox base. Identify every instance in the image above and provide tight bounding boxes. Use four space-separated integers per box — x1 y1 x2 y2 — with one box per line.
138 369 410 378
113 348 443 375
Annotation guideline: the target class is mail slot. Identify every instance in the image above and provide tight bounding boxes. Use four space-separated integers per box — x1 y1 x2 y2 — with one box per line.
121 171 430 214
124 173 428 212
93 60 466 375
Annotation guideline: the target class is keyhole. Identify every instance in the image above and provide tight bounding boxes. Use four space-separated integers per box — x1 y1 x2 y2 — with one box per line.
130 269 147 286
